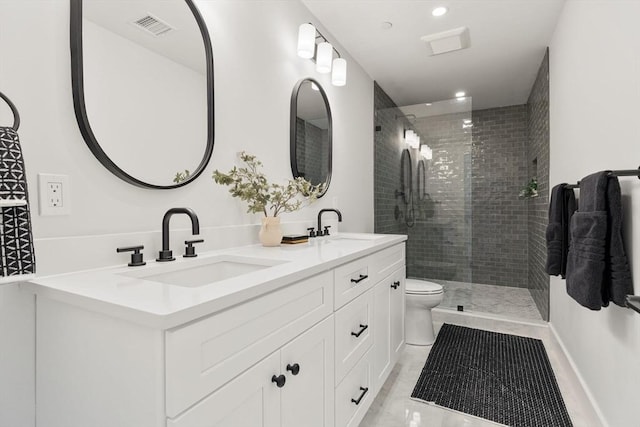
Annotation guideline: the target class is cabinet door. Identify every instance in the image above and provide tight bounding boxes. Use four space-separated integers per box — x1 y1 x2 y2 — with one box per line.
167 352 281 427
281 316 335 427
372 278 391 394
389 269 405 364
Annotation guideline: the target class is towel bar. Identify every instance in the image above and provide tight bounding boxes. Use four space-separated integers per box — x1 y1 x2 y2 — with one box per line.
566 167 640 189
626 296 640 315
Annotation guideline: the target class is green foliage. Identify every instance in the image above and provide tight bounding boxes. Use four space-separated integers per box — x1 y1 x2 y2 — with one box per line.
213 152 325 217
519 177 538 199
173 170 190 184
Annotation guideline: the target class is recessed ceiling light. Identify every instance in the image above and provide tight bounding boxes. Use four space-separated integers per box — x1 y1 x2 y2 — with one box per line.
425 103 432 106
432 6 448 17
381 21 393 30
455 91 466 97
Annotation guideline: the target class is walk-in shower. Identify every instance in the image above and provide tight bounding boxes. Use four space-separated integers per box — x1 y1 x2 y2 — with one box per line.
374 51 550 321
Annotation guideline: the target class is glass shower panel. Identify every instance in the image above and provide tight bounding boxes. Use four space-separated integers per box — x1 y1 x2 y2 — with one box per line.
399 98 473 311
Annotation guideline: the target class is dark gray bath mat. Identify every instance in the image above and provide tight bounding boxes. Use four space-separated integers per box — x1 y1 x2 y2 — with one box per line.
411 324 572 427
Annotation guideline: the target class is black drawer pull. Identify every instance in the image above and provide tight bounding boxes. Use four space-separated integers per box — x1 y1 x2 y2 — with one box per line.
350 274 368 284
351 324 369 338
351 387 369 405
286 363 300 376
391 281 400 289
271 374 286 388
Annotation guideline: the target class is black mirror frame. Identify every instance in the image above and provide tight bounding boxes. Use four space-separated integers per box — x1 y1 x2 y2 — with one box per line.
290 78 332 198
70 0 214 189
417 159 426 201
400 149 412 204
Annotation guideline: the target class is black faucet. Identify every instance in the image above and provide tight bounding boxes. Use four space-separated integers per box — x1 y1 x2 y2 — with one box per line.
157 208 200 262
317 209 342 236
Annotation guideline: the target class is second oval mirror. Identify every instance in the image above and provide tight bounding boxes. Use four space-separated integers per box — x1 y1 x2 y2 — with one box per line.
290 78 332 197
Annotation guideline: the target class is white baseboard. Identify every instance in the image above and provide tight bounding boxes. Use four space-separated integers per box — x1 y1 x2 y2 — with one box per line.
549 322 608 427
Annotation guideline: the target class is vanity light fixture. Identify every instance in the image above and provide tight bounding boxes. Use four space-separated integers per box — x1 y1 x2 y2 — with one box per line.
404 129 420 149
420 144 433 160
297 23 316 58
297 22 348 86
316 42 333 73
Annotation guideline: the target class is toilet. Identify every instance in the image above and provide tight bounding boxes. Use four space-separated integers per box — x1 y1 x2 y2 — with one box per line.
405 279 444 345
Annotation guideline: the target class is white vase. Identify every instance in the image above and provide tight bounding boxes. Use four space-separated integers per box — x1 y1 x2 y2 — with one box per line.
259 216 283 247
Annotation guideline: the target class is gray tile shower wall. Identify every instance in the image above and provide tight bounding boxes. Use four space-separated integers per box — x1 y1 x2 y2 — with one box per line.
526 49 550 320
374 82 409 237
471 105 530 288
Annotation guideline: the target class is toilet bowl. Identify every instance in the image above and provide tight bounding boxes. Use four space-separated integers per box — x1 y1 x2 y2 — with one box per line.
405 279 444 346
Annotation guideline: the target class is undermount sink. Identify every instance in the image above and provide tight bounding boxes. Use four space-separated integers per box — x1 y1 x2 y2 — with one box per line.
122 255 287 288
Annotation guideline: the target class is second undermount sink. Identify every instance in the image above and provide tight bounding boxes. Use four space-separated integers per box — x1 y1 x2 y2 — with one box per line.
122 255 287 288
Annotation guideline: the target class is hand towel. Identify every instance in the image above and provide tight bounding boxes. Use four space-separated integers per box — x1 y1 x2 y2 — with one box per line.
546 184 577 278
565 171 633 309
0 126 36 276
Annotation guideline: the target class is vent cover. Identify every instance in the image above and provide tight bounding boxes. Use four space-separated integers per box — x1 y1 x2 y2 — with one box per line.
132 14 174 36
420 27 470 56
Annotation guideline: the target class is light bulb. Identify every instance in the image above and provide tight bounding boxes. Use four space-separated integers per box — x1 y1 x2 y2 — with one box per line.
332 58 347 86
316 42 333 74
297 23 316 59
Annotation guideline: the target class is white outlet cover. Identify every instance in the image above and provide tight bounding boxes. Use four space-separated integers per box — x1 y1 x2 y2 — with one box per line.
38 173 71 216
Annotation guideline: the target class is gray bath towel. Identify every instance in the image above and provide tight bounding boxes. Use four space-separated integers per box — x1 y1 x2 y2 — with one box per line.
565 172 633 309
546 184 577 278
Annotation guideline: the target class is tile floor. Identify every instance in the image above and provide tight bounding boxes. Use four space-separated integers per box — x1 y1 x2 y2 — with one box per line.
430 279 544 322
360 310 602 427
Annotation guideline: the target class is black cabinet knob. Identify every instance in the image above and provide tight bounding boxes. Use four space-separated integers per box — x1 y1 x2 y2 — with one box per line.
286 363 300 376
116 245 146 267
271 374 286 388
184 239 204 258
391 281 400 289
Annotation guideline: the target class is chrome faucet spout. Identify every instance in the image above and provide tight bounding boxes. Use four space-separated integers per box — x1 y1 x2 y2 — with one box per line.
157 207 200 261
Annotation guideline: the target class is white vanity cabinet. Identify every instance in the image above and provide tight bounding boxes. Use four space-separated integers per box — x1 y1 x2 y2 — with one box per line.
168 316 335 427
31 238 406 427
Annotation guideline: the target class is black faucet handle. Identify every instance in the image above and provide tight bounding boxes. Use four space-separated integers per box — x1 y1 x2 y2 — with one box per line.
184 239 204 258
323 225 331 236
307 227 317 238
116 245 146 267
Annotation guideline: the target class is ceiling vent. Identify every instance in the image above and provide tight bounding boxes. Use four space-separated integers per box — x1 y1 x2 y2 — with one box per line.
132 14 174 37
420 27 470 56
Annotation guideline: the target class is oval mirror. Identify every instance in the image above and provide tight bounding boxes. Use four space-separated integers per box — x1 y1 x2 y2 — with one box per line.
400 149 412 204
70 0 214 189
417 159 426 201
290 78 332 197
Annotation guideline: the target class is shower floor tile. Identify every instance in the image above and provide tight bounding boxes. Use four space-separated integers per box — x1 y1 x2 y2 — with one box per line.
425 279 543 321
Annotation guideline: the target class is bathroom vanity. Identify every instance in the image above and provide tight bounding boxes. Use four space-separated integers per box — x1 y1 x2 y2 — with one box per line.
24 233 406 427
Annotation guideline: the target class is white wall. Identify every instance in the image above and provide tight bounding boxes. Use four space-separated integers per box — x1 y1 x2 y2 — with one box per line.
549 1 640 426
0 1 374 425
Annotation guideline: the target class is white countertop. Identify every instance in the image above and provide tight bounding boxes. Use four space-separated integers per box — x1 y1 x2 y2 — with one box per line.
22 233 406 329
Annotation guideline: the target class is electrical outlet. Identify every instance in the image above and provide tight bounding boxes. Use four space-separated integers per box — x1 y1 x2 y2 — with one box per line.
38 173 71 216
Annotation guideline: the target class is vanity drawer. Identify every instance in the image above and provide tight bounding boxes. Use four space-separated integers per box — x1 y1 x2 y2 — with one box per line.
334 255 374 309
335 349 373 427
372 243 405 282
165 271 333 418
334 289 373 384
